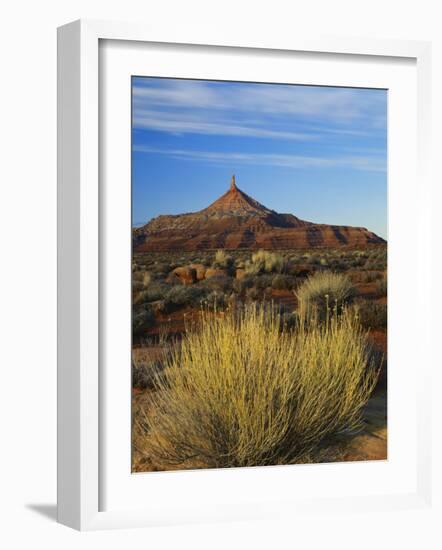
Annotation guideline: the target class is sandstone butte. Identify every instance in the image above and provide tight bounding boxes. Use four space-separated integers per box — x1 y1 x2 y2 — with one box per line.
133 176 386 252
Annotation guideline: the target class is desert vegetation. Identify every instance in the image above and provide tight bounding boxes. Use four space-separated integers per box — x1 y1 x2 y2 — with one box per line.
296 271 355 321
135 305 378 469
132 245 387 471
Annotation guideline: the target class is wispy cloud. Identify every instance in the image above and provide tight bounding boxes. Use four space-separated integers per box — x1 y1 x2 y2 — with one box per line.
133 145 386 173
133 79 385 121
132 78 387 141
133 109 315 140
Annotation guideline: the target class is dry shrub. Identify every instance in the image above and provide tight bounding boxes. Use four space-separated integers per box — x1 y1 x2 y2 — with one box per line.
271 273 299 290
132 358 164 390
164 285 208 309
133 270 152 287
133 282 172 305
355 300 387 330
200 274 234 293
296 271 355 320
136 304 378 470
213 249 234 272
132 343 177 389
132 305 156 336
364 247 387 270
246 250 287 275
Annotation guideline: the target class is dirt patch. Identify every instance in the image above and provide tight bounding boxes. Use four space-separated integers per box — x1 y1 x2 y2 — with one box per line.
340 393 387 461
132 385 388 471
355 282 378 298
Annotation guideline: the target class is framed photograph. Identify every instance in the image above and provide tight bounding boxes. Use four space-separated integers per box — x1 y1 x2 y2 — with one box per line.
57 20 432 530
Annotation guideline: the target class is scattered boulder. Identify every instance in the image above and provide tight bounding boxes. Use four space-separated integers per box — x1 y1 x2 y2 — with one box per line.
205 268 227 279
171 266 197 285
189 263 207 281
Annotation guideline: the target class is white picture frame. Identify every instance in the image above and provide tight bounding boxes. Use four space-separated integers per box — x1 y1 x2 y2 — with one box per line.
57 19 433 531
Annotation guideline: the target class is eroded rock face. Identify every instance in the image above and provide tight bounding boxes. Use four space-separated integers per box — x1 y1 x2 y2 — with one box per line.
133 177 385 252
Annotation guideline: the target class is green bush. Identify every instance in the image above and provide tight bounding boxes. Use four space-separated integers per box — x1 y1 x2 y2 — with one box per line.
271 274 298 290
199 274 234 293
132 304 156 336
164 285 208 310
151 262 172 274
233 274 260 294
305 254 320 266
134 282 172 305
253 274 274 290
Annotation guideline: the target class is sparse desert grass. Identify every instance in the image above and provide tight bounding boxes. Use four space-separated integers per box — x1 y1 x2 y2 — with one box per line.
364 248 387 271
131 247 387 345
135 304 379 469
296 271 355 320
133 246 386 278
245 250 288 275
232 273 282 299
375 272 387 296
212 249 235 273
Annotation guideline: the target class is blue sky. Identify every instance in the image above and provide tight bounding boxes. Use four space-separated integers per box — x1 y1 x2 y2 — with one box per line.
132 77 387 238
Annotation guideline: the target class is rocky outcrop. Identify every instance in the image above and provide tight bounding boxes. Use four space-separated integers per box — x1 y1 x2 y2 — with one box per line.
170 266 197 285
189 263 207 281
133 176 385 252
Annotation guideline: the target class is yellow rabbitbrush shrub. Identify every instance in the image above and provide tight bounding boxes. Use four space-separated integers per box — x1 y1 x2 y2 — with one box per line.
137 304 379 469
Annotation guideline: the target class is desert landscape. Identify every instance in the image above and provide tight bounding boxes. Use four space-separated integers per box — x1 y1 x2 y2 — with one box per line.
131 177 387 472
